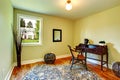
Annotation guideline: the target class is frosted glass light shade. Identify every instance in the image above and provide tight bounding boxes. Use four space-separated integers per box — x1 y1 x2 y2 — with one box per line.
66 3 72 10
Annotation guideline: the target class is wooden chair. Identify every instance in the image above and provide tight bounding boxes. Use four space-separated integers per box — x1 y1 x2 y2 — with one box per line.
68 45 87 70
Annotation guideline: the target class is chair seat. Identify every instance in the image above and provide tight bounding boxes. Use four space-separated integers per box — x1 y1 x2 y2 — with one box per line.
77 54 85 60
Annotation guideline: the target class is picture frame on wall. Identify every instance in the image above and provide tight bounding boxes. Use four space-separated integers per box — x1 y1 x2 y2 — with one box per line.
53 29 62 42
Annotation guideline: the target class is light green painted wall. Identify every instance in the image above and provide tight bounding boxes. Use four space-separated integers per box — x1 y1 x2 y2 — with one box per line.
74 5 120 64
0 0 13 79
14 9 74 61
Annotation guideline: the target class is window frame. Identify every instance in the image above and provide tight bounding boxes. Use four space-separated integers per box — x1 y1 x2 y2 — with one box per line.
17 14 43 46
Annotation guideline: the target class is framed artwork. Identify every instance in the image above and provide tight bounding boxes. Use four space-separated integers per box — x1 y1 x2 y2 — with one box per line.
53 29 62 42
17 14 43 46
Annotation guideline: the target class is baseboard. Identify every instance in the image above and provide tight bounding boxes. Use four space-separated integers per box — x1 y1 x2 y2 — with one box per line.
14 54 71 66
6 54 70 80
22 54 70 65
87 58 112 69
56 54 70 59
4 64 15 80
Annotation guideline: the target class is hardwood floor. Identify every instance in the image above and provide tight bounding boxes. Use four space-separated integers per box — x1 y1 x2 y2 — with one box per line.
10 57 120 80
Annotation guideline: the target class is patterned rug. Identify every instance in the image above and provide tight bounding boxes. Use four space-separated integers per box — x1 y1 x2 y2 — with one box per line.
22 64 101 80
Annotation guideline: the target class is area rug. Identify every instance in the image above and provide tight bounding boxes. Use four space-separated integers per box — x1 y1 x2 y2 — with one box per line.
22 64 101 80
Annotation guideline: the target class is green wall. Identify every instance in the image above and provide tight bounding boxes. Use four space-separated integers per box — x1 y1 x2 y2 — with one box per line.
0 0 13 79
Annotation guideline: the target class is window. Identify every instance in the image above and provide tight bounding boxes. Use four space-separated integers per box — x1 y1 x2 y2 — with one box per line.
17 14 43 46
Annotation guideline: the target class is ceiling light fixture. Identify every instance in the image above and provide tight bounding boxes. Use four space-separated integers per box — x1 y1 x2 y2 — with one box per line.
66 0 72 11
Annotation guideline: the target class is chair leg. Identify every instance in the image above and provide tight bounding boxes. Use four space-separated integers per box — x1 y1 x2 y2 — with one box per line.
85 64 88 70
70 58 72 64
84 60 88 70
70 64 73 70
70 59 74 70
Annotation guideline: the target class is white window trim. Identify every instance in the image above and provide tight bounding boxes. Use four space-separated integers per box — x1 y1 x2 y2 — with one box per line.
17 14 43 46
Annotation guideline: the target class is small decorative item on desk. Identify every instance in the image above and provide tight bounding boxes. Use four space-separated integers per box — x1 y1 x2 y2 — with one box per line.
99 41 106 46
44 53 56 64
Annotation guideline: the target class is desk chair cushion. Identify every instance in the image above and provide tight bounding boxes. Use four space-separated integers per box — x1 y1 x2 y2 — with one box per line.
77 54 85 60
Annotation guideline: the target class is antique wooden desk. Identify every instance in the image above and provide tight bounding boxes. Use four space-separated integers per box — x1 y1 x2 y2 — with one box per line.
76 43 108 70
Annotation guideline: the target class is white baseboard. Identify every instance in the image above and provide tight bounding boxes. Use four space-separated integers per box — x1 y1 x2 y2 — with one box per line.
87 59 112 69
4 64 15 80
22 54 70 65
56 54 70 59
14 54 71 66
6 54 70 80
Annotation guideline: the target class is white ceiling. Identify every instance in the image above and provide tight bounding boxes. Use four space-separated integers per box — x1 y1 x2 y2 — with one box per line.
11 0 120 20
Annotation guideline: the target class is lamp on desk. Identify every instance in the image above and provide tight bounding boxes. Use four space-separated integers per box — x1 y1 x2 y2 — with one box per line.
84 38 89 45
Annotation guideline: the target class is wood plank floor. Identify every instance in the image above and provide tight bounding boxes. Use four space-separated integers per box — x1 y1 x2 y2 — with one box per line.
10 57 120 80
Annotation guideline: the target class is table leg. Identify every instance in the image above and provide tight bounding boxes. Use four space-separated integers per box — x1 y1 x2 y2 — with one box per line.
101 55 103 70
106 52 108 69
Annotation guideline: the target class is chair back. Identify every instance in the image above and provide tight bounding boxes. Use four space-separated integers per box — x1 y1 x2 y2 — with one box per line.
68 45 75 59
